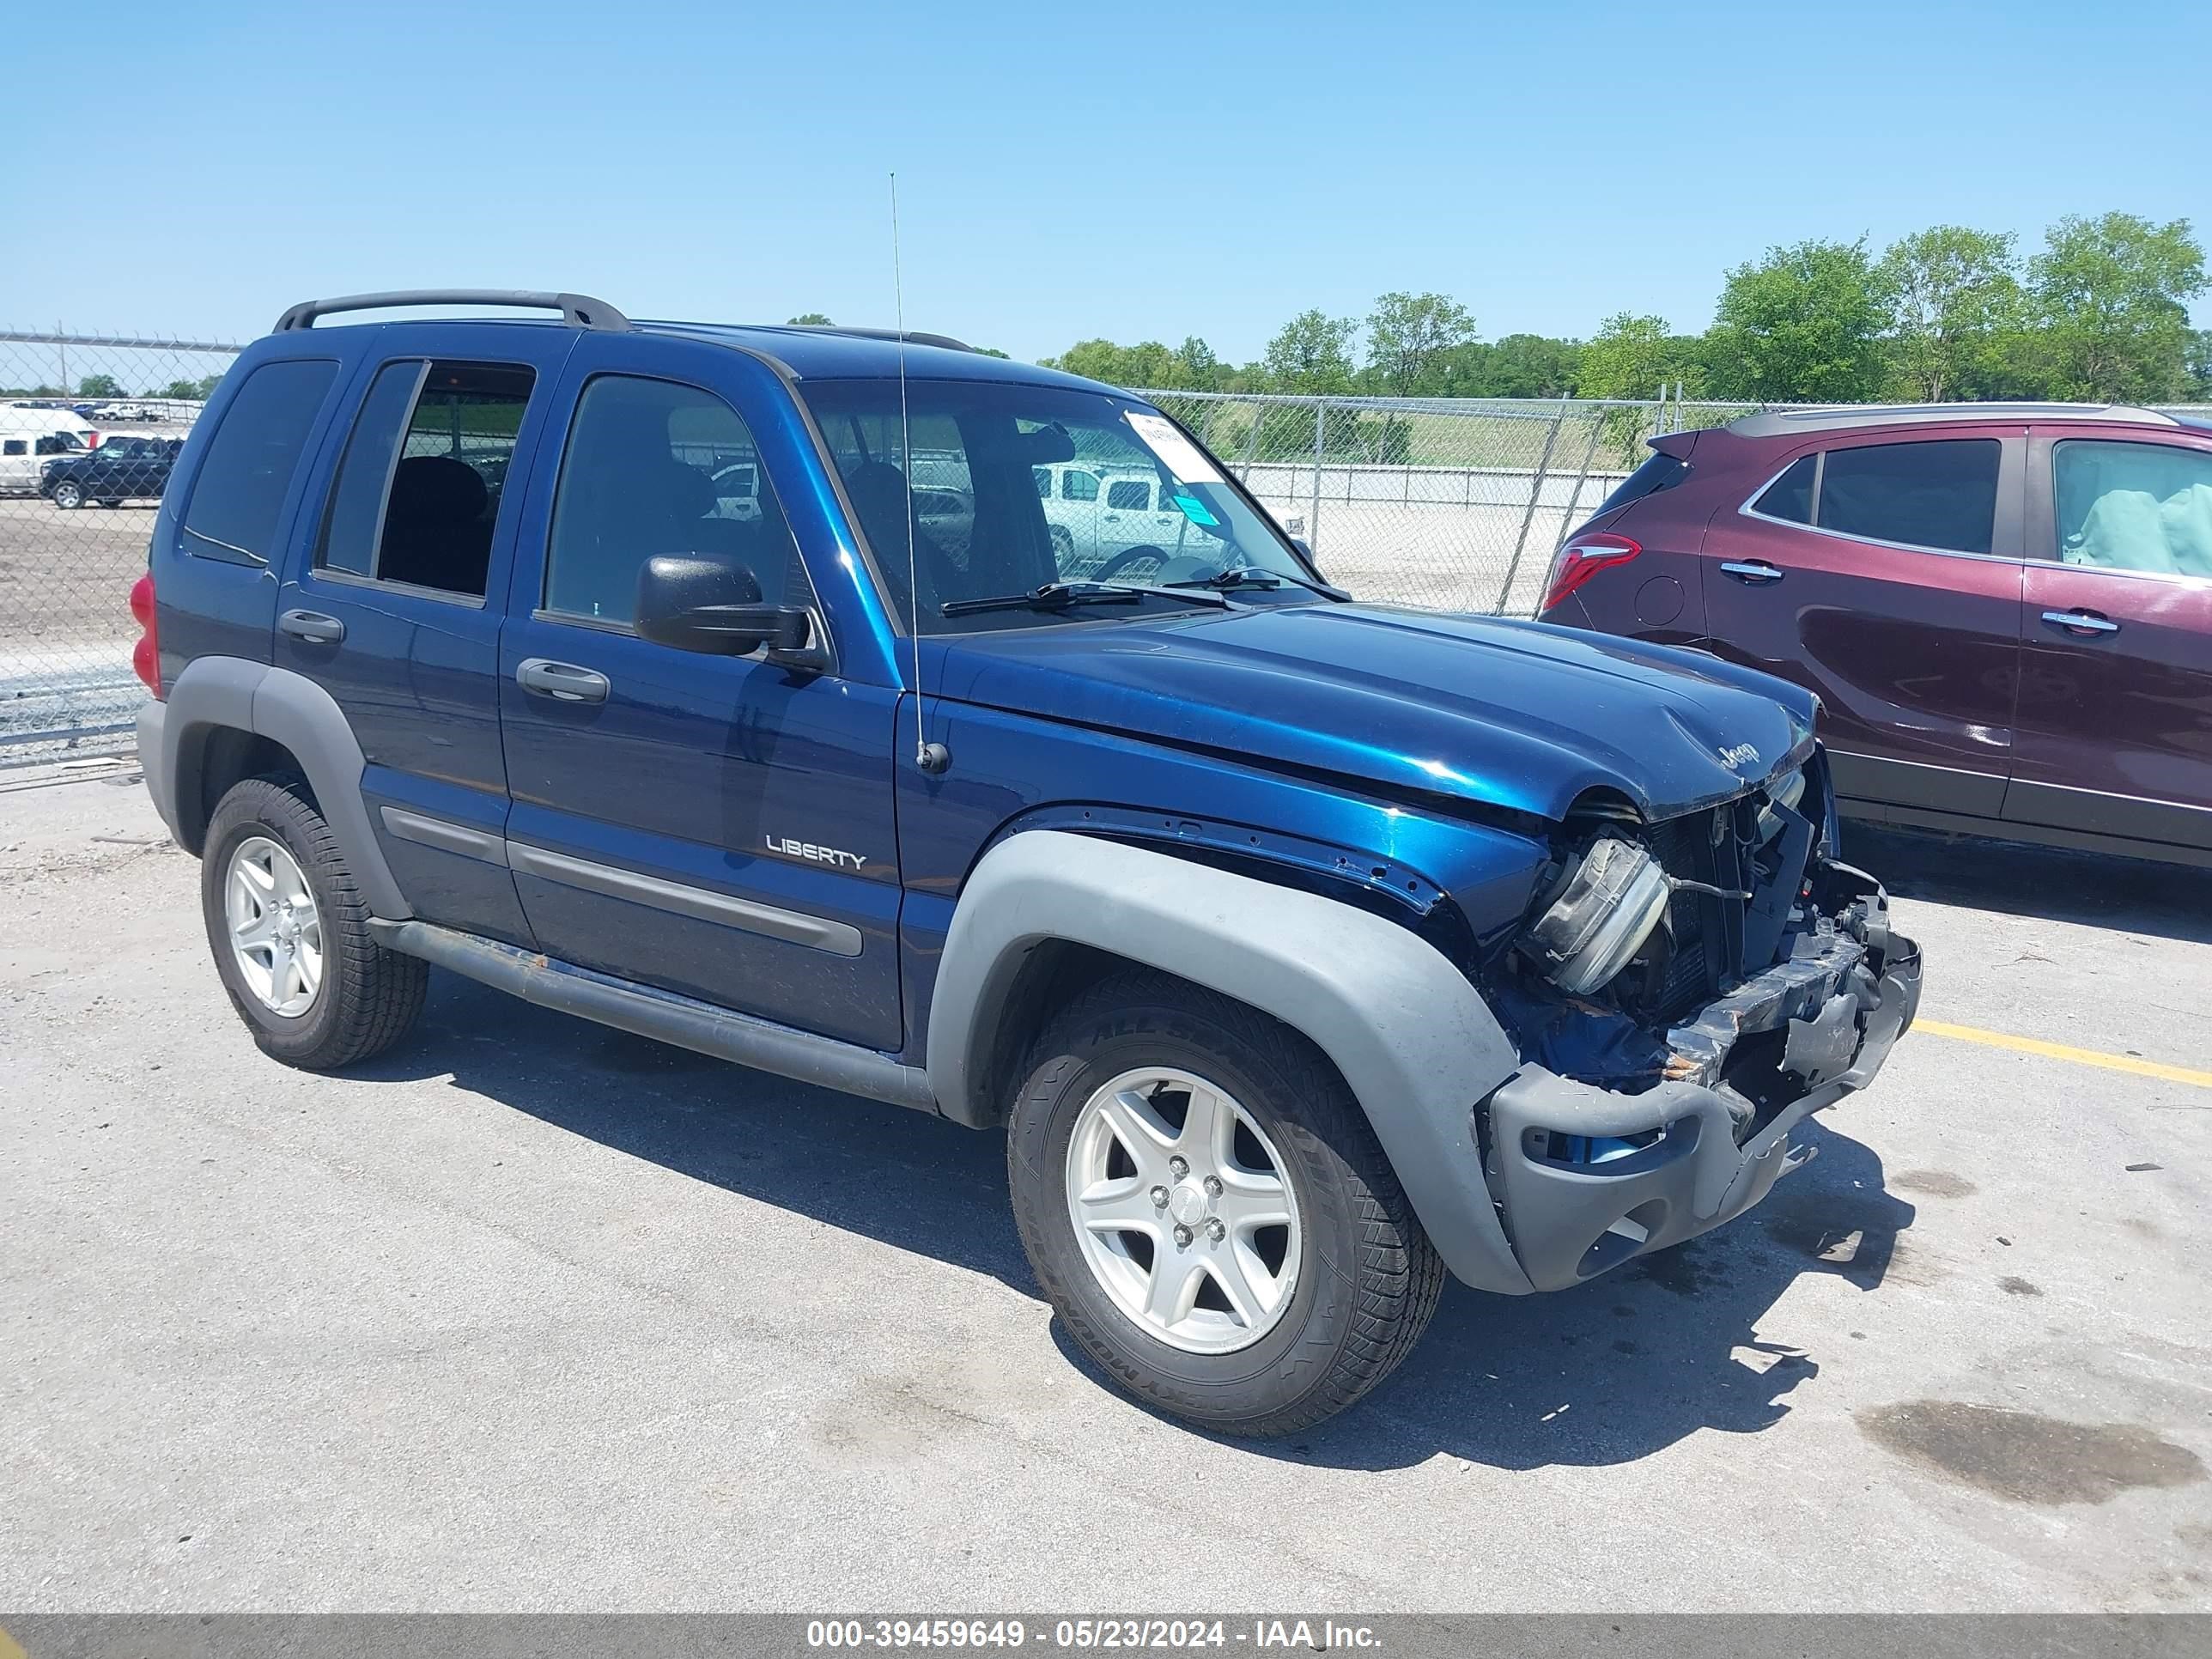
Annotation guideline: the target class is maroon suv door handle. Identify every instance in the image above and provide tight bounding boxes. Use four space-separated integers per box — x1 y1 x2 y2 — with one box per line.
2040 608 2122 637
1719 560 1784 585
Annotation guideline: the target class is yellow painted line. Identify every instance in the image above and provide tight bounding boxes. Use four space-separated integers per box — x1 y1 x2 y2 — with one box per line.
0 1624 25 1659
1916 1018 2212 1089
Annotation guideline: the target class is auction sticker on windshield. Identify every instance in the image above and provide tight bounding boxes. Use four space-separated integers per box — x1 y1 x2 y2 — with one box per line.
1124 411 1223 484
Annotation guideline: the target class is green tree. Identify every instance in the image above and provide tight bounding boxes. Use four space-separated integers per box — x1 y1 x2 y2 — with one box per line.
2185 329 2212 401
1577 313 1679 399
2027 213 2207 402
1447 333 1582 398
1261 309 1357 392
1176 336 1225 391
786 313 833 325
77 373 123 398
159 374 226 399
1363 292 1476 396
1042 338 1185 387
1705 238 1890 402
1879 226 2021 401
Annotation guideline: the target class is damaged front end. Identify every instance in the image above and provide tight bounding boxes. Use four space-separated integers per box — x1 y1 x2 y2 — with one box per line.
1476 752 1923 1291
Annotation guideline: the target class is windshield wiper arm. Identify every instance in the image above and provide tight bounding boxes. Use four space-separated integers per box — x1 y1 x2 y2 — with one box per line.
1165 565 1347 599
939 580 1228 619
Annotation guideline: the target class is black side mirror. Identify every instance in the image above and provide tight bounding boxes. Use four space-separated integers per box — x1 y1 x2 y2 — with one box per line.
635 555 812 657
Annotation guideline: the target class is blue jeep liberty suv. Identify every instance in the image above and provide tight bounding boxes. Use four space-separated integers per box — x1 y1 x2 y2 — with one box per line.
134 289 1922 1435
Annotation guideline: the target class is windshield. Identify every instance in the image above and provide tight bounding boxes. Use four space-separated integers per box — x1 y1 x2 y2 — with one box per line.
801 379 1317 632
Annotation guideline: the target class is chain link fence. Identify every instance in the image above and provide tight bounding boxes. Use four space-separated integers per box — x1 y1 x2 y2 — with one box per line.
9 327 2201 757
1138 388 1761 615
2 331 240 758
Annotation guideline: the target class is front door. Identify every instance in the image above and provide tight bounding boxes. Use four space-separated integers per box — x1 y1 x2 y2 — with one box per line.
2008 430 2212 853
1699 430 2027 817
497 337 904 1049
272 325 576 945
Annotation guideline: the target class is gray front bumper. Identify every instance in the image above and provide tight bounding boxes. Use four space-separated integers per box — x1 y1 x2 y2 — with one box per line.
1480 894 1923 1292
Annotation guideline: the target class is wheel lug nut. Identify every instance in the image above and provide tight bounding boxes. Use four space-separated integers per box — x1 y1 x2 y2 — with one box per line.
1169 1156 1189 1178
1206 1218 1225 1243
1150 1185 1169 1208
1173 1224 1193 1247
1203 1175 1223 1197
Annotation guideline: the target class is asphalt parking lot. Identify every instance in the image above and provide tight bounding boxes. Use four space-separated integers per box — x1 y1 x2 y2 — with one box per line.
2 766 2208 1612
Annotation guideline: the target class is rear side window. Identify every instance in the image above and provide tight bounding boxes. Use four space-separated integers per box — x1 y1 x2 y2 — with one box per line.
1595 452 1688 516
1815 440 1998 555
181 359 337 565
1753 454 1816 524
315 359 533 599
1060 469 1098 502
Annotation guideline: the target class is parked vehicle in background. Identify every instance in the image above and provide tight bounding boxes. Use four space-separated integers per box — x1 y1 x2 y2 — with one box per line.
133 289 1919 1436
40 432 180 507
0 404 97 493
1547 404 2212 869
1035 460 1210 580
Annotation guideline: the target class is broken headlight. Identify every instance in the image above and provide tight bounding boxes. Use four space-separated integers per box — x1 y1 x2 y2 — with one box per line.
1521 834 1671 996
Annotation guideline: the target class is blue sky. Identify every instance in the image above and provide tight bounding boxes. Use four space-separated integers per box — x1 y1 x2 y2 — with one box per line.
6 0 2208 361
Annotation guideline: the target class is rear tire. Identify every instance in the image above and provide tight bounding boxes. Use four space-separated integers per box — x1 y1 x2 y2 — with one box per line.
1006 968 1443 1436
200 775 427 1069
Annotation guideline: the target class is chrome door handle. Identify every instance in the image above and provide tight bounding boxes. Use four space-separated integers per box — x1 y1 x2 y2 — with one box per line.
1720 560 1784 585
515 658 610 703
2040 609 2121 636
278 609 345 643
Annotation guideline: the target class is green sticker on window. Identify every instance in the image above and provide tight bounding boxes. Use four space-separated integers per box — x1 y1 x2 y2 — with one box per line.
1171 493 1219 528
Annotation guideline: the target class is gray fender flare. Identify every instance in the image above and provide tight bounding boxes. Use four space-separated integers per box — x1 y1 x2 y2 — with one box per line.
926 830 1533 1294
152 656 411 921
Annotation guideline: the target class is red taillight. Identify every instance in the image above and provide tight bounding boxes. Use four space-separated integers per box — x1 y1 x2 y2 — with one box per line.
130 571 161 696
1542 532 1642 613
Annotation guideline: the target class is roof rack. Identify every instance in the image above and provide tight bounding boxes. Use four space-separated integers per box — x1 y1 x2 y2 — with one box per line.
778 323 975 354
1729 402 2176 438
271 289 630 333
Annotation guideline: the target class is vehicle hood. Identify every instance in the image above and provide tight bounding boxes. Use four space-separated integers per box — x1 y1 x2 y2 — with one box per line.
933 603 1819 823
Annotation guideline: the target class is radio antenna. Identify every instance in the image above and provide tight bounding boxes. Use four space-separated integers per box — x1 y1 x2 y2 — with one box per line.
891 173 949 775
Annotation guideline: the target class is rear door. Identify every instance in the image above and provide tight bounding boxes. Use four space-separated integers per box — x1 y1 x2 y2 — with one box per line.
2007 428 2212 853
1698 428 2026 817
496 332 904 1048
272 323 576 945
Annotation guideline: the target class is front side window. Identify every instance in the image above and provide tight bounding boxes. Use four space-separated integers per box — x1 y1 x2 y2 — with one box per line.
2054 440 2212 576
35 433 82 457
544 374 805 626
181 358 339 565
316 360 532 599
1814 439 1998 555
802 378 1316 633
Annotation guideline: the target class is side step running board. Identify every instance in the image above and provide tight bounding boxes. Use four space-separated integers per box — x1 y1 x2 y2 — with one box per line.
369 920 939 1116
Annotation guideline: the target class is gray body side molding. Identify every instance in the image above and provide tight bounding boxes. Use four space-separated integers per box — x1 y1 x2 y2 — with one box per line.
143 656 411 921
927 830 1534 1295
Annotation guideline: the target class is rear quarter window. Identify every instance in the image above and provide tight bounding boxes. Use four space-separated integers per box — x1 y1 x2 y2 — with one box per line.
181 358 339 566
1595 452 1688 515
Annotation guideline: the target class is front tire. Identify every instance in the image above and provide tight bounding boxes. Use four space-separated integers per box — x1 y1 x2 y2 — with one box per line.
200 775 427 1069
52 481 82 509
1007 969 1443 1436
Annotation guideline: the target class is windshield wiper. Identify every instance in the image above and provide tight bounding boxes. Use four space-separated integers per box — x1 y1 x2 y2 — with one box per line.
1164 565 1346 599
940 580 1229 619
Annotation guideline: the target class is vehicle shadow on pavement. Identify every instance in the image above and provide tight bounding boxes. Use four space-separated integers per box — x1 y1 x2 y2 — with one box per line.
1850 825 2212 946
370 974 1918 1470
356 975 1038 1291
1249 1119 1921 1471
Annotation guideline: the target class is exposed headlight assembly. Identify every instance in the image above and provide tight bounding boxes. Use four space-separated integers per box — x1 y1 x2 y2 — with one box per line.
1522 834 1672 995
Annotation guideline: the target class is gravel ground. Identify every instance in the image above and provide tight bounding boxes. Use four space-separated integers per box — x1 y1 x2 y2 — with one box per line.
2 766 2208 1613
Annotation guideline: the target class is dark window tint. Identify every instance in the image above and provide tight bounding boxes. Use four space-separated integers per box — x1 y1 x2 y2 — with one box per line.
1060 469 1098 502
1816 439 1998 555
35 433 80 456
2 441 23 457
181 359 337 565
315 360 530 599
1597 452 1690 516
1106 478 1150 510
544 374 806 626
1032 465 1051 498
1753 454 1816 524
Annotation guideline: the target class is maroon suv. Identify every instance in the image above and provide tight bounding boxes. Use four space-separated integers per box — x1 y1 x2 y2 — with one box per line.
1545 404 2212 868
